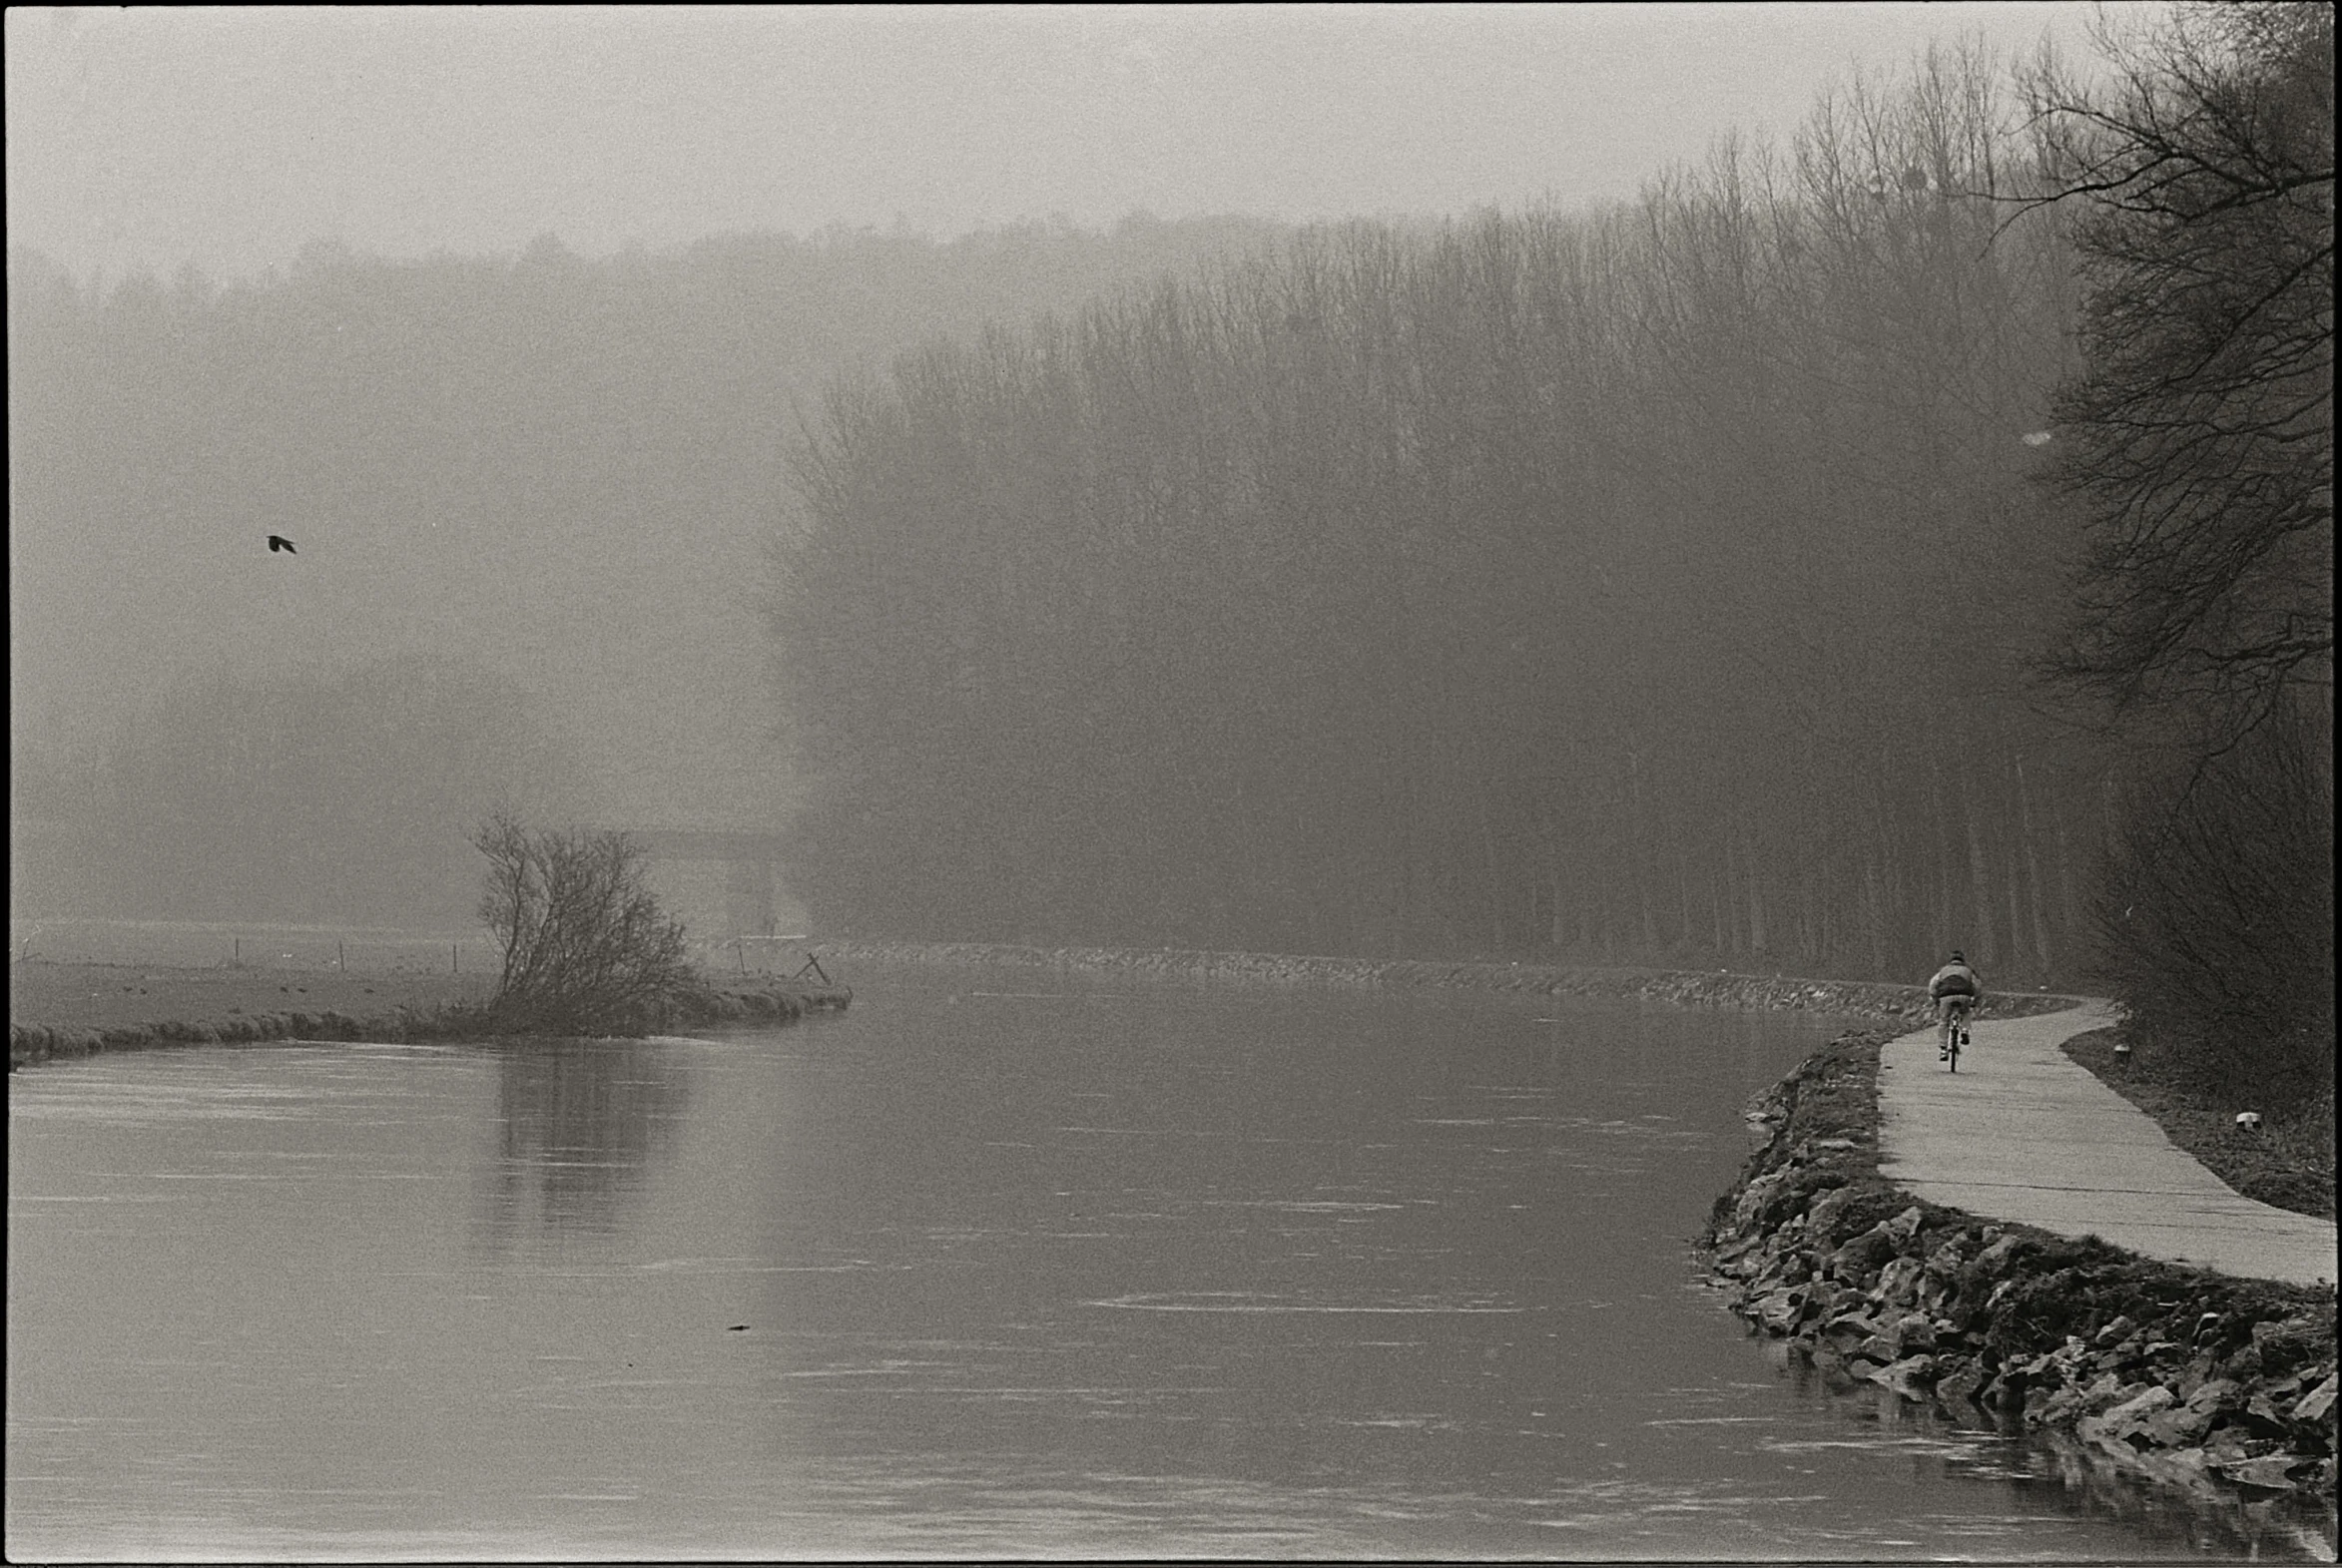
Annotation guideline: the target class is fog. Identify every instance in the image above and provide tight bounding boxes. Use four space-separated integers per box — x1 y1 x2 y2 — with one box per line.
9 4 2132 951
8 5 2108 279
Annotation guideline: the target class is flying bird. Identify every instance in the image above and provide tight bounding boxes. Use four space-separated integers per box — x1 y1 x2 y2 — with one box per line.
268 535 297 553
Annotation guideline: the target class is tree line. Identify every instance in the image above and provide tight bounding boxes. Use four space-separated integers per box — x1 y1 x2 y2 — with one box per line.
776 42 2114 984
2028 2 2331 1103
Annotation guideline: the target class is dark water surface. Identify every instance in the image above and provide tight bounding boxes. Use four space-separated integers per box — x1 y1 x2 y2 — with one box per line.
9 964 2329 1560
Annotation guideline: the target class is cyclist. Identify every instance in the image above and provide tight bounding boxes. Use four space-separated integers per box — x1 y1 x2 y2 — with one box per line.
1927 950 1983 1061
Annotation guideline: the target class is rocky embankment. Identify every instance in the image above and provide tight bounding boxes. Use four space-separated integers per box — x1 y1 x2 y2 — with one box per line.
1705 1029 2339 1505
818 938 2076 1022
7 977 851 1071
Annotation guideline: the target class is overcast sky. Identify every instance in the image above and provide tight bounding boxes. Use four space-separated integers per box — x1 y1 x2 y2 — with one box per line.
9 3 2142 285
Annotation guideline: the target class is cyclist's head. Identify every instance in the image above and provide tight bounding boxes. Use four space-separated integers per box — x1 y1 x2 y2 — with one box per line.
1950 949 1966 963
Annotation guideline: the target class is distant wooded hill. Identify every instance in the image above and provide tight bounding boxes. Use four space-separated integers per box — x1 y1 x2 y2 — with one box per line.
8 215 1283 926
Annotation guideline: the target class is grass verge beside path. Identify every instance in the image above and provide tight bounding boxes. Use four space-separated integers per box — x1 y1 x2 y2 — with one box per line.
2061 1027 2336 1223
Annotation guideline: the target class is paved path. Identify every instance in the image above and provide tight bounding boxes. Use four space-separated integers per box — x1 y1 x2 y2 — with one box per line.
1877 1002 2337 1289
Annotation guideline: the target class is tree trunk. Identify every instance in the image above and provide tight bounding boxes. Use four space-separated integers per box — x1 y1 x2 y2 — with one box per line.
1966 787 1998 969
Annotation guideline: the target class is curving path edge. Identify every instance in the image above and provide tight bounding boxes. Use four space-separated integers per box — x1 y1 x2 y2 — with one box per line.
1877 1002 2337 1289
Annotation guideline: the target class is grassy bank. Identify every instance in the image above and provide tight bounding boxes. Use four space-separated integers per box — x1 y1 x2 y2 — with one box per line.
8 960 491 1035
1705 1030 2338 1507
8 958 848 1071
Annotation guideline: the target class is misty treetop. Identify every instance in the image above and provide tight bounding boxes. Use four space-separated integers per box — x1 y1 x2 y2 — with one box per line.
2027 2 2334 746
775 45 2110 981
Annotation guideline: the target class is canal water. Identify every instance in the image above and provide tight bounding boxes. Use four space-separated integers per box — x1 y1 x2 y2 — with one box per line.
9 963 2328 1560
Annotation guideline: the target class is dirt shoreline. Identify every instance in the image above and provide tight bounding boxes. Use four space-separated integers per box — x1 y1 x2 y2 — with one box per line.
7 958 848 1071
1703 1029 2338 1513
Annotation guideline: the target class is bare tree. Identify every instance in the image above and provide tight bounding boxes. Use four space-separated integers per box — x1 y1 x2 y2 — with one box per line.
2089 694 2333 1105
473 812 693 1034
2025 3 2334 748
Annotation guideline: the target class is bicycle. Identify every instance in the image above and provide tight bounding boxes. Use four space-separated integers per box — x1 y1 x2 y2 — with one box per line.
1940 999 1972 1072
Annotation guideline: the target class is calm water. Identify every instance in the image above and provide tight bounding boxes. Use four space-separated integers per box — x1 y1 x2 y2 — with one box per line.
9 963 2330 1561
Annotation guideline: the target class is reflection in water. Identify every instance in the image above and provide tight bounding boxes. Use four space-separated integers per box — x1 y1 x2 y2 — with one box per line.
2030 1427 2342 1563
477 1036 693 1245
1763 1339 2340 1561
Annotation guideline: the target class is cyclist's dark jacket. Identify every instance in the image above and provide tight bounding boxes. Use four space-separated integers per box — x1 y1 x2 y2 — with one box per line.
1927 962 1981 1001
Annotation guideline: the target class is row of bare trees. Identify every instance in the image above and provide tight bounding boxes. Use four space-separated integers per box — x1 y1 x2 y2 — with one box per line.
2028 3 2332 1102
775 44 2121 984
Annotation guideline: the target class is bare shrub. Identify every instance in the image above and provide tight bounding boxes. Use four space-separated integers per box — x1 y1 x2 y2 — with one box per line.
473 813 694 1035
2091 700 2335 1109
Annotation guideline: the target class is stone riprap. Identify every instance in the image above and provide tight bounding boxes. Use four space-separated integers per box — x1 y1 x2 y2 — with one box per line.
1706 1031 2338 1505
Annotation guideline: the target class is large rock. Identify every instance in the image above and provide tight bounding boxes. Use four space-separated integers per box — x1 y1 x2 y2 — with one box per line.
1936 1360 1991 1407
1980 1365 2030 1411
2141 1405 2216 1449
1923 1238 1971 1281
1754 1286 1807 1335
1804 1184 1861 1238
1731 1172 1789 1232
2074 1371 2145 1416
1801 1280 1854 1320
1876 1256 1927 1310
1821 1308 1884 1345
1888 1312 1939 1354
1828 1223 1897 1283
2293 1371 2338 1426
2082 1382 2179 1449
1867 1354 1941 1400
2215 1454 2320 1492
